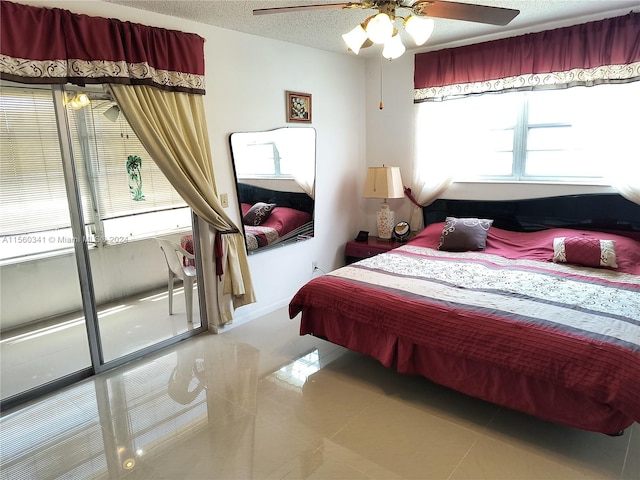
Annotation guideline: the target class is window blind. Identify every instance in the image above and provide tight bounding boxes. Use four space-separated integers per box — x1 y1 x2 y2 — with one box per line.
0 82 188 248
71 103 187 221
0 86 74 236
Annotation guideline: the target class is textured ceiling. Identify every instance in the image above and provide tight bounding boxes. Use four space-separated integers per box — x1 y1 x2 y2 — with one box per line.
105 0 640 56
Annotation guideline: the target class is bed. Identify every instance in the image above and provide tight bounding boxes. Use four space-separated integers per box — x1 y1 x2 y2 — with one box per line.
237 183 314 252
241 202 312 251
289 194 640 435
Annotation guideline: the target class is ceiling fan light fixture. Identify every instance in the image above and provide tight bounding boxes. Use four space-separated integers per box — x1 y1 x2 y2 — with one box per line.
104 105 121 122
67 93 90 110
366 12 393 44
404 15 434 46
342 24 368 54
382 32 405 60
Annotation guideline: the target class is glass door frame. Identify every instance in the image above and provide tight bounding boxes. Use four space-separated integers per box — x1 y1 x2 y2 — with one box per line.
0 85 207 412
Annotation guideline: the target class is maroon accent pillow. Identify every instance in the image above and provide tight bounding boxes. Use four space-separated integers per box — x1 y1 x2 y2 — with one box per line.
439 217 493 251
259 206 312 235
243 202 276 226
553 236 618 268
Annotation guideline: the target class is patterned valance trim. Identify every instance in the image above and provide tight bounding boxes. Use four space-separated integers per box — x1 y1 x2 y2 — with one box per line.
414 62 640 102
0 1 206 94
0 55 206 94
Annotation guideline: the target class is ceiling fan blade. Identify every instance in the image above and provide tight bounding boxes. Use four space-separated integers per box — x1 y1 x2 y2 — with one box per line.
254 3 362 15
415 0 519 26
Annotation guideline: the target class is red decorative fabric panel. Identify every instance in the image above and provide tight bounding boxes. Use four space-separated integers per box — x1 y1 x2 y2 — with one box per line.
414 12 640 101
0 1 205 94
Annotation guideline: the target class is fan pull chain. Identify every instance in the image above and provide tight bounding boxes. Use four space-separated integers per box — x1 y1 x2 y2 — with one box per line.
379 55 384 110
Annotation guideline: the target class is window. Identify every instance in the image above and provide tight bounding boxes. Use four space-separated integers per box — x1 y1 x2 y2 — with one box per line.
0 82 190 262
415 82 639 182
67 96 190 241
233 142 292 178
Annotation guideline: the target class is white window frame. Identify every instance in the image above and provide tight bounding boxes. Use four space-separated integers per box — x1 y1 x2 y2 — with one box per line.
415 82 639 185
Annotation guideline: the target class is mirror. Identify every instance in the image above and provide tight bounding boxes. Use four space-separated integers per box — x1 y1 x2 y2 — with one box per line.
229 127 316 253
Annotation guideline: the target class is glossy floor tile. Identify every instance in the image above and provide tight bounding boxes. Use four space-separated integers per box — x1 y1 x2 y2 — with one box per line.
1 285 200 399
0 307 638 480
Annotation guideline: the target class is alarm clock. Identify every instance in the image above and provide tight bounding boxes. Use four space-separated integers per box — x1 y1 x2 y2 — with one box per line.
393 221 410 242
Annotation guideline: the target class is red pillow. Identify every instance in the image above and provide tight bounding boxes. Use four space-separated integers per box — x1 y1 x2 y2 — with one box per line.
553 236 618 269
260 207 311 236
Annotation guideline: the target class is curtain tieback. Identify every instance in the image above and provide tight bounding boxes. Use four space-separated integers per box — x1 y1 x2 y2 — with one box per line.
214 229 240 280
404 187 423 208
214 232 224 280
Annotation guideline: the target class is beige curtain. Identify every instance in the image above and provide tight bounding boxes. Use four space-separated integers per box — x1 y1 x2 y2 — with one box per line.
109 84 255 329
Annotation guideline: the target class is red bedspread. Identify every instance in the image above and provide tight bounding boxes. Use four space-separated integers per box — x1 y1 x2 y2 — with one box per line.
242 203 312 251
289 233 640 434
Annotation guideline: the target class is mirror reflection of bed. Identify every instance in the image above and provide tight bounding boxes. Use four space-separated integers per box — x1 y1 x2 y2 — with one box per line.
230 127 316 253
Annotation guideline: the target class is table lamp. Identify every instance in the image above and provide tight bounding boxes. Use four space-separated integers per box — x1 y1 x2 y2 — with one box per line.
363 166 404 240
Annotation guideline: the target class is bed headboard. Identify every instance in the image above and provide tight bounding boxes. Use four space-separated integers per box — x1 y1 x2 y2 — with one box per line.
237 183 314 215
422 194 640 236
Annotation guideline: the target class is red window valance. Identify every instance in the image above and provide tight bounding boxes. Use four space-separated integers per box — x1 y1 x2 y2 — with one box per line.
414 12 640 102
0 0 205 94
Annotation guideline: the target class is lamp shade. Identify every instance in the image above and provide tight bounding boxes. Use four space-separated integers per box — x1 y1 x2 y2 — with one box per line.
67 93 90 110
363 166 404 199
404 16 434 46
342 24 368 54
382 32 406 60
104 105 120 122
365 12 393 44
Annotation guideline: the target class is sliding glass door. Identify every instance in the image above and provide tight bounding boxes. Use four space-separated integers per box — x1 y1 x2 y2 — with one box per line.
0 82 205 409
0 83 93 403
64 84 203 364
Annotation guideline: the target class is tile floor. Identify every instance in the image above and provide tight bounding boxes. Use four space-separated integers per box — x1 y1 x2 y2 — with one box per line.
1 285 200 400
0 307 638 480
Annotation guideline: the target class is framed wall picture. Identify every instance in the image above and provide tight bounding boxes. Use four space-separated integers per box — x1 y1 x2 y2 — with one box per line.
286 91 312 123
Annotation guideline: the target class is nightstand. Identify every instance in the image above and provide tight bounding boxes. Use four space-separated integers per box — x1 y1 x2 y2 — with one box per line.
345 236 406 264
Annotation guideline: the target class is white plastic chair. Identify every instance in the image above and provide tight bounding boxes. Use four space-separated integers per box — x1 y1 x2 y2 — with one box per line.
156 239 196 323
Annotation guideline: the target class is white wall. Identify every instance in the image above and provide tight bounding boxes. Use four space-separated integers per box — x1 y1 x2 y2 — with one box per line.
0 0 366 330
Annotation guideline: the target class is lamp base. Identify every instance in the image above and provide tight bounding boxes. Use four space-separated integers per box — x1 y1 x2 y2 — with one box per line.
376 202 394 240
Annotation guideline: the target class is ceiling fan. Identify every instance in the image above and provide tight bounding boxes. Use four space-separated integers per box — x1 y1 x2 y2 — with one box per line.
254 1 520 59
254 1 520 26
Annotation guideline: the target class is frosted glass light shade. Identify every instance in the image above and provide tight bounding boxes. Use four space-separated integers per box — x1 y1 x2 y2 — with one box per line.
68 93 90 110
404 15 434 46
382 33 405 60
366 13 393 44
342 24 368 54
104 105 121 122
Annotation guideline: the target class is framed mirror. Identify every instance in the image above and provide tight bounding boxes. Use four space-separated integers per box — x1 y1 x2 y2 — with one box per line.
229 127 316 253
